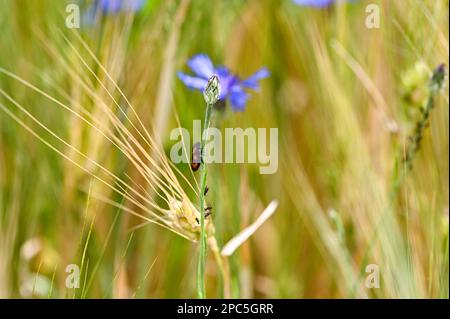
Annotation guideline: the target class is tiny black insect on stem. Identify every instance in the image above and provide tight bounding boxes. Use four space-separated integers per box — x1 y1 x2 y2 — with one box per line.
195 207 212 225
204 206 212 218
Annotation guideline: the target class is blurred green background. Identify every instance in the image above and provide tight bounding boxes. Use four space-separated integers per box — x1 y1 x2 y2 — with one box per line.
0 0 448 298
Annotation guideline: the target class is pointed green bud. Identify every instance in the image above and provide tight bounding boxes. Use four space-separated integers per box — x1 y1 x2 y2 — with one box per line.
203 75 221 105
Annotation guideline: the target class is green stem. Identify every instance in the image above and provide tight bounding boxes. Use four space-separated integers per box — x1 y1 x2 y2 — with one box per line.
197 102 213 299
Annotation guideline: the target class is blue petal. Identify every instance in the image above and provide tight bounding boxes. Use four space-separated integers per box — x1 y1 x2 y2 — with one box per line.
99 0 122 13
229 86 249 111
90 0 146 16
187 54 215 79
241 67 270 90
292 0 336 7
178 72 208 90
215 66 237 98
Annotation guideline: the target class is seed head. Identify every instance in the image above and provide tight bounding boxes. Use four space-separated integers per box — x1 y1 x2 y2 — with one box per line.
167 197 215 241
429 63 446 93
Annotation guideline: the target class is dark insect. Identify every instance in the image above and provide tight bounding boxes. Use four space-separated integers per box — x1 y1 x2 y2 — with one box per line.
204 186 209 196
204 206 213 218
195 206 213 225
191 142 202 172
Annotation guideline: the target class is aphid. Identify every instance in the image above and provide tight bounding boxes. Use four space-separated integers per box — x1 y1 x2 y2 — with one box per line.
204 186 209 196
195 206 213 224
191 142 202 172
204 206 213 218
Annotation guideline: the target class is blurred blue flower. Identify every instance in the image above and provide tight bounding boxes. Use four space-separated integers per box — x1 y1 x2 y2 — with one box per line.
293 0 348 7
178 54 270 111
83 0 146 25
96 0 146 13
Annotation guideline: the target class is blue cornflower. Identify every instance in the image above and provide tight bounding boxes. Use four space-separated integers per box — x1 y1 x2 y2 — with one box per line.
178 54 270 111
293 0 350 7
83 0 146 25
95 0 146 13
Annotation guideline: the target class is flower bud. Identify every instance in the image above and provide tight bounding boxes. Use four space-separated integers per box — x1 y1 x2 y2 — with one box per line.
203 75 221 105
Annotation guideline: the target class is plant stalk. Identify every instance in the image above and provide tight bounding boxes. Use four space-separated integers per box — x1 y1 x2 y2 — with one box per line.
197 101 213 298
